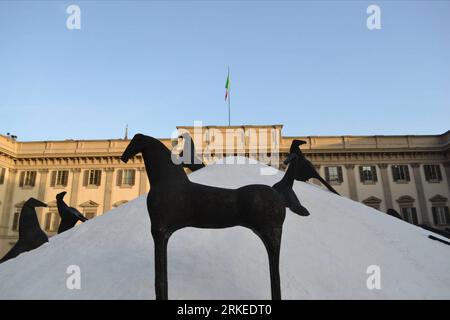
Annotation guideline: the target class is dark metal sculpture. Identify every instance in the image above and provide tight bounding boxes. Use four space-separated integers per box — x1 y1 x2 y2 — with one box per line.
288 140 340 195
0 198 48 264
273 154 310 216
56 191 88 234
121 133 305 300
177 133 205 172
386 208 402 220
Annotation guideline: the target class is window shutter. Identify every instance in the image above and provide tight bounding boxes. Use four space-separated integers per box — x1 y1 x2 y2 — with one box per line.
444 207 450 224
116 170 122 187
130 170 136 185
371 166 378 182
83 170 89 186
31 171 37 186
359 166 364 182
436 165 442 181
19 171 25 187
411 208 418 225
432 207 438 225
63 171 68 186
325 167 330 182
424 165 431 181
50 171 56 187
391 166 398 182
96 170 102 186
337 166 343 183
404 166 410 181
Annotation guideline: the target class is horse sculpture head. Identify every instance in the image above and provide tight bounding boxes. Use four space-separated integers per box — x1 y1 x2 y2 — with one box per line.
25 198 47 209
290 139 307 153
56 191 67 201
121 133 146 163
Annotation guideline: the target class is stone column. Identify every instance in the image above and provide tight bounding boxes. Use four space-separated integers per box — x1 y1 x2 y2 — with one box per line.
103 168 115 212
37 169 49 222
378 164 393 211
443 161 450 193
69 168 81 208
411 163 430 225
138 167 148 195
345 164 358 201
0 169 17 233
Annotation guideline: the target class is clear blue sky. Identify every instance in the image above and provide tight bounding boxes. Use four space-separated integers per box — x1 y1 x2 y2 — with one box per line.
0 1 449 141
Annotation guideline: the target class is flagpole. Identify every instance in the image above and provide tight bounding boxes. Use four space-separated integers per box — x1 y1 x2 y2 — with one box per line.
228 67 231 126
228 84 231 126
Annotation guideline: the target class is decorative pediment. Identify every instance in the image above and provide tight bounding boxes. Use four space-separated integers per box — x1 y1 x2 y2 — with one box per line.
79 200 99 208
362 196 382 205
396 195 415 204
429 194 448 204
113 200 128 208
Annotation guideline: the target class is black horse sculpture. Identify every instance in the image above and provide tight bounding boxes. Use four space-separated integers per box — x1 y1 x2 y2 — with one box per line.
56 191 88 234
121 133 304 300
0 198 48 264
177 133 205 172
288 140 340 195
386 208 402 220
273 153 310 216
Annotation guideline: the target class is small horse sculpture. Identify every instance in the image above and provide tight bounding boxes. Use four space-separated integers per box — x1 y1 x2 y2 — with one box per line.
273 153 310 216
56 191 88 234
0 198 48 264
289 140 340 195
121 133 305 300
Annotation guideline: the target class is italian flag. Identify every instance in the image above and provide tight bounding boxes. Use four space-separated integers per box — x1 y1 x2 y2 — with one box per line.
224 70 230 101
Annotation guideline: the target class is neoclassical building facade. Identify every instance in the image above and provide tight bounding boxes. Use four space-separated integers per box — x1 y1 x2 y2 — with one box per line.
0 125 449 256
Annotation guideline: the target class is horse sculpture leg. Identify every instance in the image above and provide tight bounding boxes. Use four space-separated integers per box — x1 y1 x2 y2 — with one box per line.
152 228 170 300
257 227 282 300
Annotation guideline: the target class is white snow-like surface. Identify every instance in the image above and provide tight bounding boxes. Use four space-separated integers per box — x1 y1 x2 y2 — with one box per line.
0 157 449 299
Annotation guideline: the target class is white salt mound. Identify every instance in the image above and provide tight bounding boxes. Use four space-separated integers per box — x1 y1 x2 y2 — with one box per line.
0 157 449 299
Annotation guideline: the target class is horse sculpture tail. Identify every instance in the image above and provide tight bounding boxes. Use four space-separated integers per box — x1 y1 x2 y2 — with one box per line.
272 154 310 216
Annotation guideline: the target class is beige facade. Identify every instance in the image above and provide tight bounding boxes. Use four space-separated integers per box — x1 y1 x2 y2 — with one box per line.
0 125 449 257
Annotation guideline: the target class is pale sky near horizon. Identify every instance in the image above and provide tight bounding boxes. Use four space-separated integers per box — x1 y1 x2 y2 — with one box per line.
0 1 449 141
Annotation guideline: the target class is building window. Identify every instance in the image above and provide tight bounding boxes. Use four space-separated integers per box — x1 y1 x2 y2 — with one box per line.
0 167 5 185
391 165 410 182
424 165 442 182
83 170 102 187
44 211 60 232
396 195 418 225
50 170 69 187
19 171 37 188
325 166 343 184
359 166 377 183
12 210 20 231
117 169 135 187
401 207 418 225
432 207 450 226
